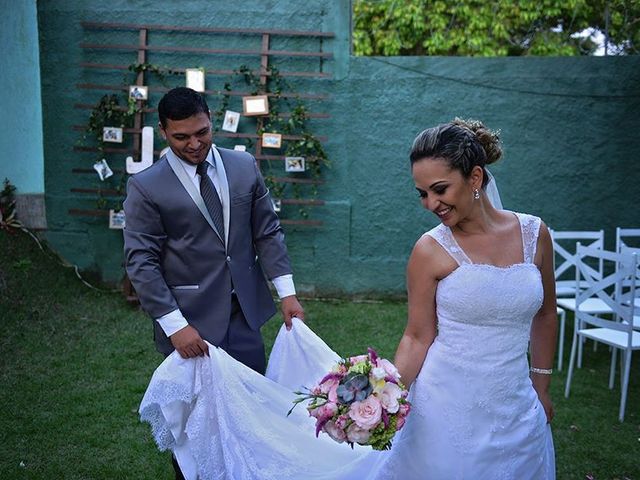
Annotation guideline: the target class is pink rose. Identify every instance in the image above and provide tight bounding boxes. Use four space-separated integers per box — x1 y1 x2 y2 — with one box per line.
399 403 411 416
380 383 403 413
346 422 371 444
320 377 340 403
348 395 382 430
310 401 338 421
335 414 349 430
323 420 347 443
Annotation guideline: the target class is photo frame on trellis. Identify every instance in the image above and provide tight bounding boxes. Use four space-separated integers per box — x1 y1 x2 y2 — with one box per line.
128 85 148 100
108 209 126 229
285 157 305 172
262 133 282 148
102 126 123 143
222 111 240 133
243 95 269 116
185 68 205 92
93 158 113 181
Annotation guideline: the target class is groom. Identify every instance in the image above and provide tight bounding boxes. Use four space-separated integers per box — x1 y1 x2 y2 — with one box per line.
124 87 304 478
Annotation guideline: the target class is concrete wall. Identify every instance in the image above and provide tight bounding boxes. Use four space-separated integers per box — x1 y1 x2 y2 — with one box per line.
0 0 46 228
37 0 640 294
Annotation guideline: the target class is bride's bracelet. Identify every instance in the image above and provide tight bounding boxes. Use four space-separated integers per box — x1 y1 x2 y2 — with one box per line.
530 367 553 375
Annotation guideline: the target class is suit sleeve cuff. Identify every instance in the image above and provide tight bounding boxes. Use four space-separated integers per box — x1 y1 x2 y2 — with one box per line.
271 274 296 299
156 309 189 337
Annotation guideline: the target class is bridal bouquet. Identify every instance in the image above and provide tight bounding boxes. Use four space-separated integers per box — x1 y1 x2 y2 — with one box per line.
289 348 411 450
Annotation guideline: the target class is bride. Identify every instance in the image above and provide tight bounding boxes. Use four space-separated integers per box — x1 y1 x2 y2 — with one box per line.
140 118 557 479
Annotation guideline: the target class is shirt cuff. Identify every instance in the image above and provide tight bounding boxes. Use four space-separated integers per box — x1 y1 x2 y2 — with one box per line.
272 274 296 299
156 309 189 337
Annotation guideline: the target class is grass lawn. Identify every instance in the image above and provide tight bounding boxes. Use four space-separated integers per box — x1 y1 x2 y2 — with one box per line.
0 230 638 479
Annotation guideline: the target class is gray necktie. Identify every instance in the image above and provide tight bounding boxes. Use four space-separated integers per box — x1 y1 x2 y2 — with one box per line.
196 161 225 243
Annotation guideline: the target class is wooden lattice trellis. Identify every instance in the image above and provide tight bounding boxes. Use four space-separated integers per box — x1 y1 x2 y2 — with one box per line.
70 21 334 227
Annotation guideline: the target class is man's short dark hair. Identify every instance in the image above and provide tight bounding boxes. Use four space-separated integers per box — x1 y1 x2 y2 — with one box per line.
158 87 210 127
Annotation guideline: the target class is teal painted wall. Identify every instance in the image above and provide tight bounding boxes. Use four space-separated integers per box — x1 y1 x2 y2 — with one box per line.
38 0 640 294
0 0 44 194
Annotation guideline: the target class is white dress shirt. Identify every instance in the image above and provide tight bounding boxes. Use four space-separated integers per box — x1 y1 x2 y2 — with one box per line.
157 146 296 337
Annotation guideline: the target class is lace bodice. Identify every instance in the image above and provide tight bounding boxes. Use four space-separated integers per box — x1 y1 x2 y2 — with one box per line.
422 211 543 353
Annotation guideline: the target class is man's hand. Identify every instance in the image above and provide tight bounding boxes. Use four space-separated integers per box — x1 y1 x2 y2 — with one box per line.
280 295 304 330
170 325 209 358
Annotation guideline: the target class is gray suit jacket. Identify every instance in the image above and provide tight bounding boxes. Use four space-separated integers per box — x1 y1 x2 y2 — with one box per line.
123 147 292 355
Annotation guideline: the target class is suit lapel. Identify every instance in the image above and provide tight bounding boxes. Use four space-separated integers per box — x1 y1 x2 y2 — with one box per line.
165 152 225 246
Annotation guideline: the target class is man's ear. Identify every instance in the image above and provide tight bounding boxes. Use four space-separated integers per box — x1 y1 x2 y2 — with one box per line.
158 122 166 140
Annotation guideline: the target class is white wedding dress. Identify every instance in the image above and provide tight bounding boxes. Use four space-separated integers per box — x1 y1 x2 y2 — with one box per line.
140 211 555 480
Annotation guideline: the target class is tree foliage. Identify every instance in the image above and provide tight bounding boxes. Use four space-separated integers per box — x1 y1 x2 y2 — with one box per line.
353 0 640 56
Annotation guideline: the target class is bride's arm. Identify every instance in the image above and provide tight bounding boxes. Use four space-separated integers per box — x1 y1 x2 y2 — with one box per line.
530 222 558 422
394 236 441 388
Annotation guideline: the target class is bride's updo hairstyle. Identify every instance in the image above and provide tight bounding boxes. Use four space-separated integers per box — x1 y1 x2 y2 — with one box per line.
409 118 502 188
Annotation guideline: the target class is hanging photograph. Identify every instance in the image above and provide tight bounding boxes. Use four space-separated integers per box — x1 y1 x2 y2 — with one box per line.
108 209 126 229
185 68 206 92
129 85 148 101
93 158 113 181
285 156 306 172
233 145 247 152
243 95 269 116
271 198 282 213
222 110 241 133
262 133 282 149
102 126 123 143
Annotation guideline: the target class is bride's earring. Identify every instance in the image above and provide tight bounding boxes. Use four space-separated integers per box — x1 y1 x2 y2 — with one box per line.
473 188 480 200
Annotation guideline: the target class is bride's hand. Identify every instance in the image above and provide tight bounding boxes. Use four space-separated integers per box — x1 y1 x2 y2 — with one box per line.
536 389 555 423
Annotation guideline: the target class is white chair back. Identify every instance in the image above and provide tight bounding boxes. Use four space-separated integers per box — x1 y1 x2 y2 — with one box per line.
616 227 640 251
618 245 640 308
575 244 637 342
550 229 604 297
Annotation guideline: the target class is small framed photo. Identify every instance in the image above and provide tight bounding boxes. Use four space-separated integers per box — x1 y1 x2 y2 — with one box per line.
243 95 269 116
102 126 123 143
185 68 205 92
285 156 306 172
222 110 240 133
262 133 282 149
129 85 148 101
233 145 247 152
271 198 282 213
109 209 126 229
93 158 113 181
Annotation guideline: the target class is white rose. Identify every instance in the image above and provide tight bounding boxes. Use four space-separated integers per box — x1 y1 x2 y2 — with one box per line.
371 366 386 381
380 382 403 413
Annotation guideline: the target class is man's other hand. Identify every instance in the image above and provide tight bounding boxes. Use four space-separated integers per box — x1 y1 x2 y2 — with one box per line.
170 325 209 358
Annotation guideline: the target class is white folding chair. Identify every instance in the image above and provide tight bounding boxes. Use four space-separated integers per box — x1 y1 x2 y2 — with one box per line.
550 229 608 368
617 228 640 310
564 244 640 422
